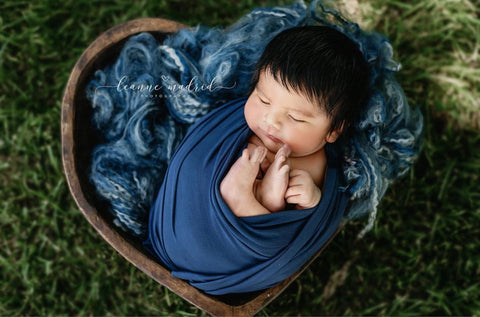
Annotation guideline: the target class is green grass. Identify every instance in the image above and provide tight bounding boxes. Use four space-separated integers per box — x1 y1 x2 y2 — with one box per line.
1 0 479 315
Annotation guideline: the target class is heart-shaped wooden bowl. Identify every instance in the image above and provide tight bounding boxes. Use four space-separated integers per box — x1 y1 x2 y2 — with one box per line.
61 17 341 316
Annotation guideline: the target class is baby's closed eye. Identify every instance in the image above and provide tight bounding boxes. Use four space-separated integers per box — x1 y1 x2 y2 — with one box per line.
288 114 306 123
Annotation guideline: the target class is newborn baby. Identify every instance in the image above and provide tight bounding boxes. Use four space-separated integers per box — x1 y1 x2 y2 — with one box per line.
220 25 369 216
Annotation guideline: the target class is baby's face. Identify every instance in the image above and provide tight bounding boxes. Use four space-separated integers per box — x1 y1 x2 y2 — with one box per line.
244 71 339 158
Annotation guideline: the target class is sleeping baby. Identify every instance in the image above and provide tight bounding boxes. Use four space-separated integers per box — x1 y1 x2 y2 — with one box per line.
220 25 369 216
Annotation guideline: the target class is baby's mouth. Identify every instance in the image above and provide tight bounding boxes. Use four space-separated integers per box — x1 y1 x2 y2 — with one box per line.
266 133 282 144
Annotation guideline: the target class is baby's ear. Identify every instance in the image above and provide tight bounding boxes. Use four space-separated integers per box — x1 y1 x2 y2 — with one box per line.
326 122 346 143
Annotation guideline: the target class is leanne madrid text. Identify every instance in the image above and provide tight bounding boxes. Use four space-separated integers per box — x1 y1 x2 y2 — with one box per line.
112 75 235 93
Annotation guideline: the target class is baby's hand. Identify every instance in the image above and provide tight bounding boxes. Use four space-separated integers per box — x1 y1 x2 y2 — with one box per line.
285 169 322 209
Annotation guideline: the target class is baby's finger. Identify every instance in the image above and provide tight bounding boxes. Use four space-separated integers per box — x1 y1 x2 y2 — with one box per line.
285 185 303 200
285 192 301 205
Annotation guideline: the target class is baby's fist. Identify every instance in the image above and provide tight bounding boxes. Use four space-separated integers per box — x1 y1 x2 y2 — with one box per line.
285 169 322 209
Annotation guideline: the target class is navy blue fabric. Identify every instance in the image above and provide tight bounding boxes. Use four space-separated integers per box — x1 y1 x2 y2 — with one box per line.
144 97 348 294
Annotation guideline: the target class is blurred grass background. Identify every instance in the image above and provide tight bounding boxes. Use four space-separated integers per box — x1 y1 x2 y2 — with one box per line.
1 0 479 315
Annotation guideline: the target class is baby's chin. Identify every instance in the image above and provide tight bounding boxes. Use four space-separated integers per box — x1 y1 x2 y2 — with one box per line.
261 139 316 158
259 136 284 154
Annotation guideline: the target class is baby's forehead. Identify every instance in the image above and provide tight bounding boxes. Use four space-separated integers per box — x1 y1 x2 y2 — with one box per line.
255 75 325 116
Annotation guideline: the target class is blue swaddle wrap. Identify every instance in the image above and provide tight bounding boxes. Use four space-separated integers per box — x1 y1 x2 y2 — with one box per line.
85 0 423 293
144 97 348 294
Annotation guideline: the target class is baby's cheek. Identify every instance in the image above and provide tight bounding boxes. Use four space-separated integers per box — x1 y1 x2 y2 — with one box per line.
286 141 309 157
244 103 260 130
282 134 300 153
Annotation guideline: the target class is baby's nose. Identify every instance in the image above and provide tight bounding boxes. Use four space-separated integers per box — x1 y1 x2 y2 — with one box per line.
264 111 281 130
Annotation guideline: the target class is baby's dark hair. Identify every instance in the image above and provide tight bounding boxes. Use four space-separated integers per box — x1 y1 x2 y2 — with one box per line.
250 25 370 133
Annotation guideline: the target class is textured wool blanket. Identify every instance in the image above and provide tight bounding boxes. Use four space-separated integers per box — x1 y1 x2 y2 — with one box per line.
86 0 422 247
143 97 348 294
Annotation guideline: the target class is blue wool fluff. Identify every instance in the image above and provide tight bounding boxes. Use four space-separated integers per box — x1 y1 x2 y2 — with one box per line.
86 0 422 238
